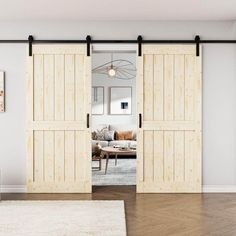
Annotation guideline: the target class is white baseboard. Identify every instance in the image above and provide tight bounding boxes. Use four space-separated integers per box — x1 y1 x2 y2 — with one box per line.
1 185 27 193
202 185 236 193
2 185 236 193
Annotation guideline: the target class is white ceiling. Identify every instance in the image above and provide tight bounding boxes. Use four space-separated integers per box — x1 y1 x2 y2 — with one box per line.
0 0 236 21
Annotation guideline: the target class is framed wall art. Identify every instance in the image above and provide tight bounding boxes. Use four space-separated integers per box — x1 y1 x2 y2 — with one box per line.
92 86 104 115
110 87 132 115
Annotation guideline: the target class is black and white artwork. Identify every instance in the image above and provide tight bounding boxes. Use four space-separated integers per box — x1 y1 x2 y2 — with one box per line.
110 87 132 115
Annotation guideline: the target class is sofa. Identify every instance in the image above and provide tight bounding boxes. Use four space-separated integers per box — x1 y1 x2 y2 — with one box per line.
92 124 137 153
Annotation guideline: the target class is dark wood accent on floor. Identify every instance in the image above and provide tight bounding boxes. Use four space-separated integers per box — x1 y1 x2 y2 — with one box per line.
3 186 236 236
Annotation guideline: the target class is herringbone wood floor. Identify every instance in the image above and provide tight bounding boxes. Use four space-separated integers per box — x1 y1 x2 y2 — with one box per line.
3 186 236 236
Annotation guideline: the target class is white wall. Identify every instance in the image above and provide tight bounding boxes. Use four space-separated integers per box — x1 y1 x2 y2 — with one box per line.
92 53 136 127
0 21 236 190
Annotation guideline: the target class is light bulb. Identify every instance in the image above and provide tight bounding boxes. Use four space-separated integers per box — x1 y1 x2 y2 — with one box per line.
108 68 116 77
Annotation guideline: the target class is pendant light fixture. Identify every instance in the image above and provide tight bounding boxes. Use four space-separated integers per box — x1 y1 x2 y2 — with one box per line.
92 53 136 80
108 54 116 78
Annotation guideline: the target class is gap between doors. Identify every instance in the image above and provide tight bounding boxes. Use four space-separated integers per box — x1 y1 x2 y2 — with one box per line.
91 44 138 190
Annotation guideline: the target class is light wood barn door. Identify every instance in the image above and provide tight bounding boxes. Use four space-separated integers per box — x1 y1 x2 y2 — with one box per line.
27 45 91 193
137 45 202 193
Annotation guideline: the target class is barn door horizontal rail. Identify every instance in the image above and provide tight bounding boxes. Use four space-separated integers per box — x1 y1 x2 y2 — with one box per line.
1 39 236 44
0 35 236 57
1 39 236 43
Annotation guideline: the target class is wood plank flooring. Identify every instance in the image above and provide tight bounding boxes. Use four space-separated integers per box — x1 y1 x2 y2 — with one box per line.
2 186 236 236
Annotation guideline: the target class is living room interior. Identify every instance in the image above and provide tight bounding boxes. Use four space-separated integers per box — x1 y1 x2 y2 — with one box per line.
91 51 137 186
1 1 236 235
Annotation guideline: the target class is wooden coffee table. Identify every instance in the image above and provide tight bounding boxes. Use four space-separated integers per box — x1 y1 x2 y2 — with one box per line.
101 146 136 174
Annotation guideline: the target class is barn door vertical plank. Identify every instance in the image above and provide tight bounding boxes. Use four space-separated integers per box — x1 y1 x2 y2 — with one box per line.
174 55 185 120
34 131 44 182
75 55 85 121
153 55 164 183
44 131 54 182
174 131 185 181
143 54 154 184
164 131 174 182
193 51 202 191
144 131 154 182
65 54 75 121
55 131 65 182
164 55 174 182
65 131 75 181
185 131 194 182
84 54 92 191
43 54 55 184
32 54 44 187
34 55 44 121
164 55 174 121
55 55 65 121
185 55 195 121
154 131 164 182
64 54 76 183
174 55 185 182
143 55 154 121
154 55 164 121
137 50 144 190
27 51 34 187
75 131 86 182
44 55 54 121
54 54 65 183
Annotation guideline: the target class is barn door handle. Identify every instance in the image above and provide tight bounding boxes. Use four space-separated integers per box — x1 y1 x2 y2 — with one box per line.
87 113 90 128
139 113 142 128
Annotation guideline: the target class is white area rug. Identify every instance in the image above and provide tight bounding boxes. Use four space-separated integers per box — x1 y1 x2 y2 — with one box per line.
0 201 126 236
93 159 136 186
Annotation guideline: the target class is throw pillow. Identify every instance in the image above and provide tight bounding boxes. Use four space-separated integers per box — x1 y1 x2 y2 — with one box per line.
116 131 133 140
96 127 109 140
104 130 115 141
91 131 97 140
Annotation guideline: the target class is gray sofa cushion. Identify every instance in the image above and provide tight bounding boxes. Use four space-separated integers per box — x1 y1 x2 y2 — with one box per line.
108 140 137 148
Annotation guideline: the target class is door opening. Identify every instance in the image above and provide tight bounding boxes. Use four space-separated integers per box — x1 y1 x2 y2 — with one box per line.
91 46 137 188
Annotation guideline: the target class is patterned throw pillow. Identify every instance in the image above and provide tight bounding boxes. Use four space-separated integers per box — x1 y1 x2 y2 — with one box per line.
96 127 109 141
104 130 115 141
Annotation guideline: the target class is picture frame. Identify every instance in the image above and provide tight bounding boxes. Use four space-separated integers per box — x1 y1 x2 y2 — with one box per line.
92 86 104 115
110 87 132 115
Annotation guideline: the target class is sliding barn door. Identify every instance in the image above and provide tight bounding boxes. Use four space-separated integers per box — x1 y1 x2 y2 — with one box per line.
27 45 91 193
137 45 202 193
